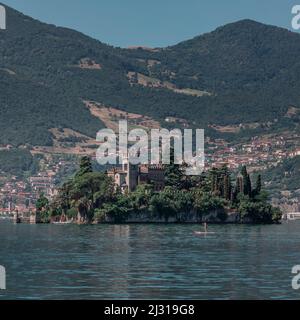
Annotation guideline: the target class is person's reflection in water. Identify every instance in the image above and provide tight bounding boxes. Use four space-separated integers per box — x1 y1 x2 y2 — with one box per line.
204 222 208 233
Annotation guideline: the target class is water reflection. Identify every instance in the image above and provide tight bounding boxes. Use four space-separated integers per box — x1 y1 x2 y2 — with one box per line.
0 221 300 299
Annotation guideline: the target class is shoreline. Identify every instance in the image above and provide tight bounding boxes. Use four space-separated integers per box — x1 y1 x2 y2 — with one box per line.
10 206 284 225
11 211 282 225
7 220 283 226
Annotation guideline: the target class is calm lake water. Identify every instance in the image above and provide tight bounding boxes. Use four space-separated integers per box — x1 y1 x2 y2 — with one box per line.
1 220 300 300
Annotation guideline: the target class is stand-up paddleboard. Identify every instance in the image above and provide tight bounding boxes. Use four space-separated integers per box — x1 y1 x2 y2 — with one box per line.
194 223 215 235
53 220 73 225
194 231 215 235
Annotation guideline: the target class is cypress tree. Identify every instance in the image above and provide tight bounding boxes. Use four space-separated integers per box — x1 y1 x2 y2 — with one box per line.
223 174 231 200
253 174 262 197
164 148 183 189
76 156 93 178
241 166 251 196
246 174 252 197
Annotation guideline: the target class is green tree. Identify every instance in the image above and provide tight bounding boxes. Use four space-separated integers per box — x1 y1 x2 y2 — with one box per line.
241 166 252 197
54 181 72 215
223 174 231 200
75 156 93 178
253 174 262 197
36 193 50 223
129 184 154 211
193 189 225 215
70 172 114 223
164 162 184 189
36 193 49 212
150 187 178 221
164 147 186 189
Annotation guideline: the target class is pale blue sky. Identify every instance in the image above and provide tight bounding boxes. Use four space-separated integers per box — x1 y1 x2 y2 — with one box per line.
1 0 299 47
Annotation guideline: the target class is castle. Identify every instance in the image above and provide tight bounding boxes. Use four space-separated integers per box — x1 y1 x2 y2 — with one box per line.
106 158 165 193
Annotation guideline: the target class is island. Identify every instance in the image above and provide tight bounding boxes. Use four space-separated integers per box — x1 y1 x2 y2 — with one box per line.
30 156 282 225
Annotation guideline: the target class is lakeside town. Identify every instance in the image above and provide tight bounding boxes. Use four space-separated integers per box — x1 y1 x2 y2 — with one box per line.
0 129 299 219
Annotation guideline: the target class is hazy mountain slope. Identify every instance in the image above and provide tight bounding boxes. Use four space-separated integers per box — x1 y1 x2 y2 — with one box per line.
263 156 300 196
0 4 299 147
151 20 300 92
126 19 300 125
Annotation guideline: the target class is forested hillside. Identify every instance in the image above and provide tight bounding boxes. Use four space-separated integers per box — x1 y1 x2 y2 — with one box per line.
262 156 300 196
0 4 299 147
0 148 38 176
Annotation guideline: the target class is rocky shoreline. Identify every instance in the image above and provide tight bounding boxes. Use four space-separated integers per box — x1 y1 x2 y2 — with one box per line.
12 207 282 225
92 209 281 225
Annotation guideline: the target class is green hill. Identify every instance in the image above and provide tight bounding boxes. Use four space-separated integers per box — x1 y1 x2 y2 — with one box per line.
262 156 300 196
0 4 299 147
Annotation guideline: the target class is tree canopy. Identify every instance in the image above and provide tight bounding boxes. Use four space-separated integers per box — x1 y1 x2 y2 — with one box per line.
48 157 281 224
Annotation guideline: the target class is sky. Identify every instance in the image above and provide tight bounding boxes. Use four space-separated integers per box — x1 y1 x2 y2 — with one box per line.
1 0 299 47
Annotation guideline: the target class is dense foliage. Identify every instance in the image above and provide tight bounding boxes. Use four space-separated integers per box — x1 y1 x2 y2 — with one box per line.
47 157 282 224
262 156 300 196
0 148 38 176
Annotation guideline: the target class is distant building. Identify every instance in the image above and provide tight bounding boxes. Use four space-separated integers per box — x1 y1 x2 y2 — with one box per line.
29 173 56 198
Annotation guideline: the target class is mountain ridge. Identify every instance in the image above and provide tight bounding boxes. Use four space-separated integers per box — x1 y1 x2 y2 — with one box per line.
2 2 297 48
0 4 299 147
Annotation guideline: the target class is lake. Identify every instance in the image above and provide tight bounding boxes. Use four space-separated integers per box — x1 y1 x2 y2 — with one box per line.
0 220 300 300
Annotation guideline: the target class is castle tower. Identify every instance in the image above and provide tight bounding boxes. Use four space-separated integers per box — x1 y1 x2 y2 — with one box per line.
122 156 138 192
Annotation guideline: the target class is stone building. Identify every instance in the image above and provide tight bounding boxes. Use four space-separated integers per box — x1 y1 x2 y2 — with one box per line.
106 159 165 193
138 165 165 191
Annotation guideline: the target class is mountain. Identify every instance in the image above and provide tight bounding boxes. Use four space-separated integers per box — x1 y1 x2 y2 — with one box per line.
0 4 300 147
126 19 300 126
